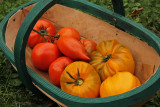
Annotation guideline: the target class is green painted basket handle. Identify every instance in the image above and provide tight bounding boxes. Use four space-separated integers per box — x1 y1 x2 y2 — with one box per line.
14 0 125 92
112 0 125 16
14 0 58 92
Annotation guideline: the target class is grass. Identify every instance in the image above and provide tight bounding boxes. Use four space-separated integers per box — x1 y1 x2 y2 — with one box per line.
0 0 160 106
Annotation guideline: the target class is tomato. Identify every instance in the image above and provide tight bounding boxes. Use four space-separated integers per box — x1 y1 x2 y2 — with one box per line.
90 40 135 81
57 36 90 61
60 61 101 98
27 19 56 48
56 27 80 41
80 39 97 57
31 43 61 71
100 72 141 97
49 57 73 86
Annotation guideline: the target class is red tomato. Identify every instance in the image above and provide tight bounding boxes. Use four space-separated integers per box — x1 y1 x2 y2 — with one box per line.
27 19 56 48
80 39 97 57
31 43 61 71
57 36 90 61
56 27 80 41
49 57 73 86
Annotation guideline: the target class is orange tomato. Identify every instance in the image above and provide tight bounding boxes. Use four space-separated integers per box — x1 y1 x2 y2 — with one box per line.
56 27 80 40
90 40 135 81
60 61 101 98
57 36 90 61
100 72 141 97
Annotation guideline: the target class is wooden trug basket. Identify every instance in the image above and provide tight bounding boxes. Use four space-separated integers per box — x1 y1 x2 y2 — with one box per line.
0 0 160 107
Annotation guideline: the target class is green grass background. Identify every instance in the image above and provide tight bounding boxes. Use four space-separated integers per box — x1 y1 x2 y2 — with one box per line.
0 0 160 106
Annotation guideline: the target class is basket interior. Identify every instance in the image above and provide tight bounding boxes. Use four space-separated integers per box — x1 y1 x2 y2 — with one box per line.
5 4 160 85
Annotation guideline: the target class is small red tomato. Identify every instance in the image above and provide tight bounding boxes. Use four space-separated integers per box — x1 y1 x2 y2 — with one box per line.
80 39 97 57
56 27 81 40
27 19 56 48
49 57 73 86
31 43 61 71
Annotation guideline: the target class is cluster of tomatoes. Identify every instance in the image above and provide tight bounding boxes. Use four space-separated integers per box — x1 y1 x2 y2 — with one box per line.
29 19 141 98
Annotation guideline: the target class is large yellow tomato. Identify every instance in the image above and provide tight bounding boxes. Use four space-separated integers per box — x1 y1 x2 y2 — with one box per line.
90 40 135 81
100 72 141 97
60 61 101 98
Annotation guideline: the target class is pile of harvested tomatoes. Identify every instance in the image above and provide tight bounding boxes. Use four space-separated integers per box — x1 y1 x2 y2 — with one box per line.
28 19 141 98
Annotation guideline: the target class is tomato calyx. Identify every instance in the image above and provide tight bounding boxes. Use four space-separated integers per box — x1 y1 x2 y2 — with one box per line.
66 68 84 86
102 54 112 62
79 40 85 45
75 79 84 86
55 34 61 40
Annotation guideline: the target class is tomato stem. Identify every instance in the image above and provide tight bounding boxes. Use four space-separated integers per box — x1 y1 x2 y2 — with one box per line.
66 81 75 84
103 54 112 62
33 29 48 42
77 67 80 79
42 36 48 42
62 64 67 69
79 40 85 46
75 79 83 86
66 68 84 86
32 29 60 42
66 71 76 80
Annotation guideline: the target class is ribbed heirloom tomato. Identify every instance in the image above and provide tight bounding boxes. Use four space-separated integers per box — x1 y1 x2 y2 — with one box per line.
27 19 56 48
31 43 61 71
90 40 135 81
100 72 141 97
60 61 101 98
49 57 73 86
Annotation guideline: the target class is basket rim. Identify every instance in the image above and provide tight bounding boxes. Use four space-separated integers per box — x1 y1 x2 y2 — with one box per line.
0 0 160 106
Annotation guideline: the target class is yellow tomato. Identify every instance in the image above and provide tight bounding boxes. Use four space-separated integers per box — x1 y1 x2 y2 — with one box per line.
100 72 141 97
